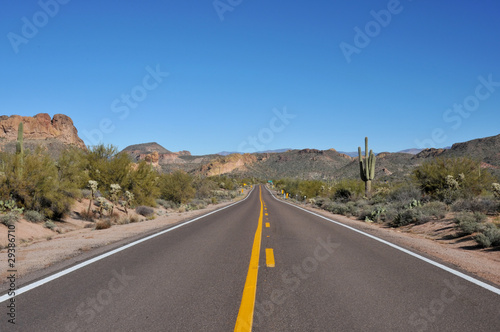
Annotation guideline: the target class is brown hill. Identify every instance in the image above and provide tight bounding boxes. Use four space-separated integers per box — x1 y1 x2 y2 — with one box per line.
121 142 204 172
0 113 86 157
123 134 500 180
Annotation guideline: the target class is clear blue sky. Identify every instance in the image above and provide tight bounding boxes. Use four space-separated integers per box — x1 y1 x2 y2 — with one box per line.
2 0 500 155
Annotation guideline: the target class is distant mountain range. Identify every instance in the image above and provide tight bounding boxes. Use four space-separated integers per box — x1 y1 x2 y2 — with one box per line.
217 148 292 156
219 148 433 157
121 137 500 181
1 113 497 181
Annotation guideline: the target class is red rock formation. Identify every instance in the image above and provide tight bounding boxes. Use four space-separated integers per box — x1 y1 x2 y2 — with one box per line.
0 113 86 150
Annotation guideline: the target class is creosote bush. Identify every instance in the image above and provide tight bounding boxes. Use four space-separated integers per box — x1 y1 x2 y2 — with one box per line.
454 212 487 235
391 208 430 227
24 210 44 222
1 213 20 226
451 198 499 215
135 205 154 217
474 223 500 248
43 220 57 231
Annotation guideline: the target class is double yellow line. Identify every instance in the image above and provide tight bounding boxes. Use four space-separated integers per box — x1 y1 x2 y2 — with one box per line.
234 186 264 331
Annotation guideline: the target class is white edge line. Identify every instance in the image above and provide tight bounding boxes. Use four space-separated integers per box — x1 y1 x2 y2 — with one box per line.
264 186 500 296
0 188 255 303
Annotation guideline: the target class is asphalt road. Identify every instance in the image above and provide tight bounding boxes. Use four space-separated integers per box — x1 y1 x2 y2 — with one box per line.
1 185 499 331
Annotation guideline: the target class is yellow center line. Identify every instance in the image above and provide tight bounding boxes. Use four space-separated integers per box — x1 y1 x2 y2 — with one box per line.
265 222 270 228
266 248 275 267
234 186 264 332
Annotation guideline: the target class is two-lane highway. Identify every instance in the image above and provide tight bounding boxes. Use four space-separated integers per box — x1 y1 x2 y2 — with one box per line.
1 185 499 331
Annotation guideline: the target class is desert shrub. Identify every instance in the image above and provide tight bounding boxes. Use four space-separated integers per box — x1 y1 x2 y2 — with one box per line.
24 210 44 222
0 213 20 226
188 199 207 210
43 220 57 230
391 208 430 227
421 201 448 219
211 197 218 204
333 188 352 202
135 206 154 217
298 180 324 199
332 179 365 199
451 198 499 214
156 199 178 209
357 206 375 221
454 212 487 235
95 219 112 230
129 215 139 223
160 170 195 204
126 161 160 206
474 223 500 248
364 206 387 223
81 189 92 199
85 145 131 191
388 183 422 204
314 197 331 209
193 177 218 199
413 157 494 202
332 203 349 215
0 197 24 214
384 205 399 222
0 148 77 219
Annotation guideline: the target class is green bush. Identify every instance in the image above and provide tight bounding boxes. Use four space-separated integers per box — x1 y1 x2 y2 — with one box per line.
156 199 176 209
388 183 422 204
188 199 207 210
413 157 494 201
421 201 448 219
0 147 77 219
24 210 44 222
43 220 57 230
474 223 500 248
391 208 430 227
384 205 399 223
364 206 386 223
454 212 486 235
160 170 195 204
0 213 20 226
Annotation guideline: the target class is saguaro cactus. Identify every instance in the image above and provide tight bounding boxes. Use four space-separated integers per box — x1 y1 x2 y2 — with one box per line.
358 137 376 197
16 122 24 177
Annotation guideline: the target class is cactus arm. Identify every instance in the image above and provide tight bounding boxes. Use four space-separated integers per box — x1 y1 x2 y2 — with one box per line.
358 146 367 181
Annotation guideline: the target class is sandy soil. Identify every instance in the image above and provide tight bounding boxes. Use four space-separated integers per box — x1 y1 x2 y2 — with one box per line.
1 191 499 289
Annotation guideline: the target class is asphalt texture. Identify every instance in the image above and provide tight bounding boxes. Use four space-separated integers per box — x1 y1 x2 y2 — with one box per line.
1 185 499 331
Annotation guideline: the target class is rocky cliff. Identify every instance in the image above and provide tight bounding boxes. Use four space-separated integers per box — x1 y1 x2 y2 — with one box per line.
0 113 86 153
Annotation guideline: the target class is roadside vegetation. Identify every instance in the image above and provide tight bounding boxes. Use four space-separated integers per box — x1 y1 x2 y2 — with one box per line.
0 125 253 230
275 156 500 249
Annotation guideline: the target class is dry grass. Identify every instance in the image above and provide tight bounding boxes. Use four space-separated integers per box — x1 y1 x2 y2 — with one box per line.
95 219 111 230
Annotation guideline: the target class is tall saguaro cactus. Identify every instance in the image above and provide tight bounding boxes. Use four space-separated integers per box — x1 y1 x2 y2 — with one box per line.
358 137 376 197
16 122 24 177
